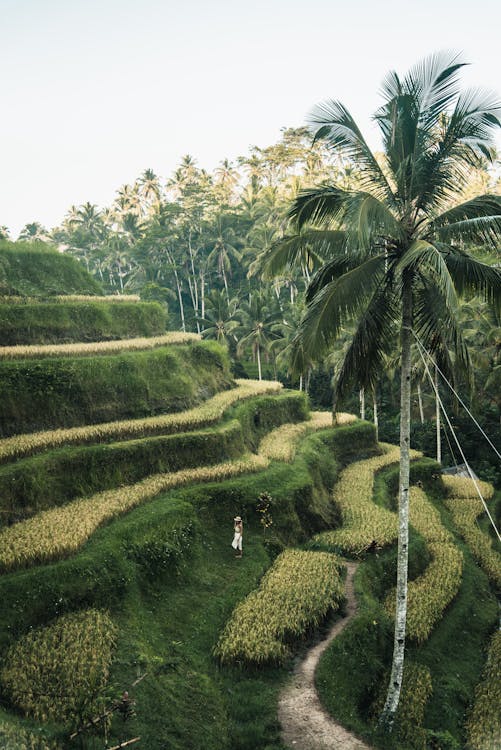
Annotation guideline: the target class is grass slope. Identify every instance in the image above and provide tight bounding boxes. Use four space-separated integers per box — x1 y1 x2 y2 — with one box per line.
0 241 101 297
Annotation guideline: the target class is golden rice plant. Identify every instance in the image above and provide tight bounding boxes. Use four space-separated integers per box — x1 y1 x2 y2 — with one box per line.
385 487 463 642
214 549 344 664
0 609 116 726
259 411 355 462
0 332 200 360
0 722 61 750
444 489 501 587
0 453 270 571
0 379 282 463
466 630 501 750
442 474 494 501
0 294 141 304
313 444 422 554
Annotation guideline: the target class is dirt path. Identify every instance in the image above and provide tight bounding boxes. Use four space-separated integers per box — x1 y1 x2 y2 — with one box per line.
278 561 372 750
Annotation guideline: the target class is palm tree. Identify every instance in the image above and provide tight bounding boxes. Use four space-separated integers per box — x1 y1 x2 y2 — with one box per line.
263 52 501 726
237 290 283 380
200 289 240 346
18 222 49 242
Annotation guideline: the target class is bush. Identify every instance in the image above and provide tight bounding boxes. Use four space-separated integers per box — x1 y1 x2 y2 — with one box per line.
466 630 501 750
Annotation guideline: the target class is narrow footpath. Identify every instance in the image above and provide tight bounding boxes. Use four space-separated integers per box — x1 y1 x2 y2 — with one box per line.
278 561 372 750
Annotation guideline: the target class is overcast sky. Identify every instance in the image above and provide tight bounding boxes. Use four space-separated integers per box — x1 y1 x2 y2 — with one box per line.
1 0 500 236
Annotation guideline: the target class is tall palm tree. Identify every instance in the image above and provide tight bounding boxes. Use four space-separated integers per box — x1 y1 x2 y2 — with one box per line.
237 290 283 380
262 52 501 726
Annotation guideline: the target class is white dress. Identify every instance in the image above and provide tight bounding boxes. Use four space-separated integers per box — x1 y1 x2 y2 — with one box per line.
231 524 243 550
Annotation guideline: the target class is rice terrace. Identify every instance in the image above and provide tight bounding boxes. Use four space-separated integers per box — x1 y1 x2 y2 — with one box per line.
0 49 500 750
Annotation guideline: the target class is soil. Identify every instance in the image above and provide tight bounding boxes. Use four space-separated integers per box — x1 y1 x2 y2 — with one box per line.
278 561 372 750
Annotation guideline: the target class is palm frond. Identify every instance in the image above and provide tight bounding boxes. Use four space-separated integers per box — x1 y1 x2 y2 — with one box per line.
426 194 501 247
259 229 346 278
440 245 501 309
334 284 399 398
413 277 471 383
342 192 404 249
294 254 387 362
397 240 458 312
307 100 397 203
288 185 348 229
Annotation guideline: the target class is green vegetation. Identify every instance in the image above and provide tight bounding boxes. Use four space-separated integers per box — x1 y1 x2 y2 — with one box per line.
0 340 232 436
0 298 167 345
0 391 306 522
0 240 101 296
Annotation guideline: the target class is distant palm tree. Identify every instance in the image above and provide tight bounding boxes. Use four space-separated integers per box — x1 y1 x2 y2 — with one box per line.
18 222 49 241
237 291 282 380
200 289 240 345
263 52 501 726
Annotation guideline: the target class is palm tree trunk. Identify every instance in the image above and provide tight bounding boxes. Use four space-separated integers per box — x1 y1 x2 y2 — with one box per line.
359 386 365 420
257 344 262 381
380 274 413 728
417 382 424 424
435 365 441 464
373 387 379 443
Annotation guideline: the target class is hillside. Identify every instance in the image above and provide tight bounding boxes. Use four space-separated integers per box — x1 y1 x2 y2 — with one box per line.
0 286 499 750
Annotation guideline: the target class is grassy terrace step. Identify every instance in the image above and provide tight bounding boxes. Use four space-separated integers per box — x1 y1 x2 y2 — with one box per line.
0 378 281 463
0 340 232 436
0 390 307 523
0 408 351 572
0 299 167 345
0 332 200 359
0 240 101 297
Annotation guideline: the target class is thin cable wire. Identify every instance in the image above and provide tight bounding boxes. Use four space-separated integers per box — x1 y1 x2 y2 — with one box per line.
442 419 459 467
415 337 501 462
413 332 501 543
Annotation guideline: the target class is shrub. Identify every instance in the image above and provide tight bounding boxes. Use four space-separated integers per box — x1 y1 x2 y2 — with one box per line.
214 549 344 664
0 609 116 725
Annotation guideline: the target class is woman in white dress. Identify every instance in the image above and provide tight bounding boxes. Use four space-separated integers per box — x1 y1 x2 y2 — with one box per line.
232 516 243 558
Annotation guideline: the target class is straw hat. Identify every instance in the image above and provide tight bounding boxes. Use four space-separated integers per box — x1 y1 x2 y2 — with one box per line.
234 516 242 522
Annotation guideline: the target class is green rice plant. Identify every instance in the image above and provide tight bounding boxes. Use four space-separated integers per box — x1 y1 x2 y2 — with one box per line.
466 630 501 750
0 453 269 571
214 549 344 664
313 444 421 554
443 477 500 587
259 411 355 462
0 379 282 463
0 332 200 360
0 609 116 726
385 487 463 642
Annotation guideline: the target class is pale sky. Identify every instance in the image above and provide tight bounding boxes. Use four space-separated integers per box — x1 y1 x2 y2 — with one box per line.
1 0 500 236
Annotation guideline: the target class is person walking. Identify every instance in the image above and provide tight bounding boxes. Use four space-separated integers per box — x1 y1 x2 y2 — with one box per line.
232 516 243 558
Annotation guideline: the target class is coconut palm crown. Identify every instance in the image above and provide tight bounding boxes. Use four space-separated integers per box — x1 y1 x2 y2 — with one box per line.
262 51 501 727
